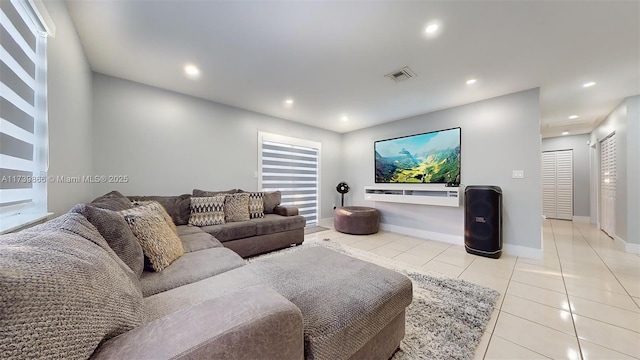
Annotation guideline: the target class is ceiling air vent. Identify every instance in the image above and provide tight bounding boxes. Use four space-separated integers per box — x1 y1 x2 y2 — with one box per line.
385 67 416 82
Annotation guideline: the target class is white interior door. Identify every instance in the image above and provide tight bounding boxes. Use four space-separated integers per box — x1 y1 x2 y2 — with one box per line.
555 150 573 220
541 150 573 220
542 152 557 218
600 134 616 237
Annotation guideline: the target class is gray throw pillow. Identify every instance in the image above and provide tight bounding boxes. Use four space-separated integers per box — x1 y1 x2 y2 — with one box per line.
91 190 133 211
70 204 144 278
224 193 250 222
193 188 239 197
127 194 191 225
263 190 281 214
0 213 143 360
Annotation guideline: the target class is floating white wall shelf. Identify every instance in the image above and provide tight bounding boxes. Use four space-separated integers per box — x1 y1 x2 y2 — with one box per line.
364 185 461 207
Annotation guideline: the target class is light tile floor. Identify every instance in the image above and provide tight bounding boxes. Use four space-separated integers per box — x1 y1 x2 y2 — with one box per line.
306 219 640 359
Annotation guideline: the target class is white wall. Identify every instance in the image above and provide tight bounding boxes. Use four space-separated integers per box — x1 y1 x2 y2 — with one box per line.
627 96 639 247
342 89 542 257
541 134 591 218
590 95 640 248
91 74 343 220
45 1 93 216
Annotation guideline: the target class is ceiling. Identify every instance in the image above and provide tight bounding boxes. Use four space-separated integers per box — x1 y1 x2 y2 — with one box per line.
66 1 640 137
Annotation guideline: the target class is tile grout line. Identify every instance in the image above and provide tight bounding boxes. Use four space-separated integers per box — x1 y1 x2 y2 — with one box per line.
572 222 640 311
549 220 584 360
480 253 517 359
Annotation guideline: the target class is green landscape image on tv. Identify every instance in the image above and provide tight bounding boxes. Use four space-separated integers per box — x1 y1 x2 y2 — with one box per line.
375 127 461 183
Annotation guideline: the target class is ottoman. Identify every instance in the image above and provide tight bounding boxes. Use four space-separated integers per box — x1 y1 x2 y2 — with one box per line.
334 206 380 235
248 247 413 360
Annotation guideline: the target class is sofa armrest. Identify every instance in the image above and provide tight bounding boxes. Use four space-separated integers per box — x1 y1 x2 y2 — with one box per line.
275 205 299 216
91 286 304 360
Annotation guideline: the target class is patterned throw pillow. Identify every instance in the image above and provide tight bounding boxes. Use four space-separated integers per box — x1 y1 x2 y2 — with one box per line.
225 193 250 222
120 204 184 272
131 200 178 235
247 192 265 219
189 196 226 226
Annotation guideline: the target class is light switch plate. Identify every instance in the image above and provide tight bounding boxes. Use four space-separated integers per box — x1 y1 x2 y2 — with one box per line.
512 170 524 179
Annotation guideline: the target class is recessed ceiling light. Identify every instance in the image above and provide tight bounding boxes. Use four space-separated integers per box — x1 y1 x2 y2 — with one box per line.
466 79 477 85
562 131 570 135
425 24 439 34
184 64 200 79
282 98 294 108
583 81 596 88
568 115 579 119
341 115 349 122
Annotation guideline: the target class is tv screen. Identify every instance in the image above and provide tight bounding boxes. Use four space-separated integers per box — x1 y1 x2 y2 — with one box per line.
375 127 461 184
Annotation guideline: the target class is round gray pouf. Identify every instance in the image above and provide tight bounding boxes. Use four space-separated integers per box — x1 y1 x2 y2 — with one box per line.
334 206 380 235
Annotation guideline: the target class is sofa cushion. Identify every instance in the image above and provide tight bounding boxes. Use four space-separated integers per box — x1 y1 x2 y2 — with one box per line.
247 192 265 219
92 190 133 211
180 231 223 253
201 221 257 242
189 195 226 226
139 247 245 297
70 203 144 277
263 190 281 214
132 200 178 235
224 193 250 222
127 194 191 226
251 214 307 236
176 225 204 236
193 188 239 197
120 204 185 272
0 213 143 359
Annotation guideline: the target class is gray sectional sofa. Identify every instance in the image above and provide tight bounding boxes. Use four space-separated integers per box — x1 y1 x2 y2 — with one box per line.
0 190 413 360
107 189 306 258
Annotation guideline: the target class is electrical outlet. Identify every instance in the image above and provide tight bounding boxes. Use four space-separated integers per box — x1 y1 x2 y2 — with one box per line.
512 170 524 179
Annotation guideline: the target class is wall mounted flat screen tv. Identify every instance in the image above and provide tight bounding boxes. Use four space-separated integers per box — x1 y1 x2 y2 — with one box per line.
375 127 461 184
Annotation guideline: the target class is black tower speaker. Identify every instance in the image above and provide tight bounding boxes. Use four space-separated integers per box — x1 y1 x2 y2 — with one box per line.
464 185 502 258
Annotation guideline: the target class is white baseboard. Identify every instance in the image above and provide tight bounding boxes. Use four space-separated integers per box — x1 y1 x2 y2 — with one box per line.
572 216 590 222
626 242 640 254
612 235 640 254
380 223 543 259
379 223 463 245
502 244 543 260
317 217 334 228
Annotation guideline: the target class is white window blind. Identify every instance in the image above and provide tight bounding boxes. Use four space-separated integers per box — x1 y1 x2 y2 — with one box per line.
1 0 50 219
258 132 320 226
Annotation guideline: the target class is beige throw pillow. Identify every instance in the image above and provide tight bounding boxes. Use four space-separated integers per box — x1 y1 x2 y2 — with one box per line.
120 204 184 272
224 193 250 222
132 200 178 235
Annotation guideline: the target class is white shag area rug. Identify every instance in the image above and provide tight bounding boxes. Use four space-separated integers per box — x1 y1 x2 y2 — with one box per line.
249 238 500 360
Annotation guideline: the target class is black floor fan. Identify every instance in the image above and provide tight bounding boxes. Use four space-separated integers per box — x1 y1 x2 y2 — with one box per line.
336 182 350 207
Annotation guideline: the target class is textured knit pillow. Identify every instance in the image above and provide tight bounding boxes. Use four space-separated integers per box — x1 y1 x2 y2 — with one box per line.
120 204 184 272
247 192 265 219
91 190 134 211
224 193 250 222
0 213 143 359
189 195 226 226
131 200 178 235
70 203 144 278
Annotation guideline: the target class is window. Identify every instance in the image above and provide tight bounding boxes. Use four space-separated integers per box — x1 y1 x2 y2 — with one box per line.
1 0 53 232
258 132 320 226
